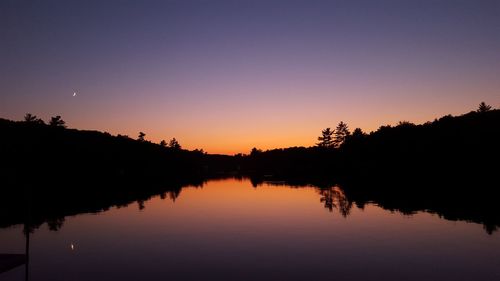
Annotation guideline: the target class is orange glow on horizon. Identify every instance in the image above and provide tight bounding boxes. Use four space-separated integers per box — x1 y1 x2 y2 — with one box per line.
69 100 487 155
7 84 498 155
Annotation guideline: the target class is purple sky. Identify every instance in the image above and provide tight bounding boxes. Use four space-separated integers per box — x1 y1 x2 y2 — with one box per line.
1 0 499 153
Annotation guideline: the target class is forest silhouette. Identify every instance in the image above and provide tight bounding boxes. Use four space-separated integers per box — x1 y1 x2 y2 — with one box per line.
0 104 499 233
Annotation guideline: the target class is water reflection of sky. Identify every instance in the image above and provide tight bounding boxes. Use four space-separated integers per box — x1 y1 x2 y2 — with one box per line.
1 178 499 281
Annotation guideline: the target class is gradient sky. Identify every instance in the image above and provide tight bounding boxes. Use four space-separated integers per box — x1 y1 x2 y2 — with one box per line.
1 0 499 154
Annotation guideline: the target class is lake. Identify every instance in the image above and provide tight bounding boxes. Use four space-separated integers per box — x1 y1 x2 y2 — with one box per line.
1 178 499 281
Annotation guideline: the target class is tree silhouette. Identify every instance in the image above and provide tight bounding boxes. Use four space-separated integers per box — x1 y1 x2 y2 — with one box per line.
317 127 334 148
137 132 146 142
24 113 44 124
250 147 262 156
159 140 167 147
194 148 205 154
49 116 66 127
397 121 415 128
168 138 181 150
333 121 350 148
24 113 36 122
478 102 492 113
351 128 365 138
345 127 366 145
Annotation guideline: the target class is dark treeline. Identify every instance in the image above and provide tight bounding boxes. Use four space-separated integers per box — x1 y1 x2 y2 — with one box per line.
4 105 497 184
241 106 499 182
0 105 499 233
0 114 241 185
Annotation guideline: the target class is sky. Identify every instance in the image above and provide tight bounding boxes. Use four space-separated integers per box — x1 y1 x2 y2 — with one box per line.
1 0 499 154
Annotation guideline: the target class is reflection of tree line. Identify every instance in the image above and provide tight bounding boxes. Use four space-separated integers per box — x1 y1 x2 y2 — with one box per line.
15 181 356 235
5 182 200 234
318 186 352 217
251 179 500 234
248 178 354 217
2 177 499 237
138 190 181 211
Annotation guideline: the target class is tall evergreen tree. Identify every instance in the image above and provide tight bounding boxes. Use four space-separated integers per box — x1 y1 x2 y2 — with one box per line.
478 102 492 113
333 121 350 148
169 138 181 150
317 127 334 148
137 132 146 142
24 113 44 124
49 116 66 128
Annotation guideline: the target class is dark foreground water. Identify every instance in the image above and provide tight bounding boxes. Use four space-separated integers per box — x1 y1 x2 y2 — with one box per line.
1 178 499 281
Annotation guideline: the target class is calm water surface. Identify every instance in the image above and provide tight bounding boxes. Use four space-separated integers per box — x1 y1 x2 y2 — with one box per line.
1 178 499 280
